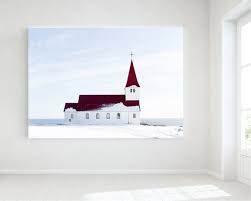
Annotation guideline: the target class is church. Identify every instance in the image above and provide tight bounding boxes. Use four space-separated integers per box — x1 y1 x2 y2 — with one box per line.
64 58 141 125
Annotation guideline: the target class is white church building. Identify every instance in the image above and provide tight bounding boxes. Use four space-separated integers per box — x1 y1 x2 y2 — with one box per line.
64 59 141 125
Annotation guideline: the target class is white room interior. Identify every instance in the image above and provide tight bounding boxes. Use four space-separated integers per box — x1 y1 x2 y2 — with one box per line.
0 0 250 200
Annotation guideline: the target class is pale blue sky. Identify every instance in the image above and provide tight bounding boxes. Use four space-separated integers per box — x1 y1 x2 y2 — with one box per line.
29 27 183 119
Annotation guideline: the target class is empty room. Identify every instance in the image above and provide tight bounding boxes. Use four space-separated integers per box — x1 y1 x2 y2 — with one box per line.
0 0 250 200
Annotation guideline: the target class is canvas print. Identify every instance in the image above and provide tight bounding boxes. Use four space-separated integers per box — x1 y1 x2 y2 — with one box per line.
28 27 183 138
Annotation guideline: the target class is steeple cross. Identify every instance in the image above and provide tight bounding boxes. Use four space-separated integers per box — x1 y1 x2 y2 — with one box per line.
130 52 134 60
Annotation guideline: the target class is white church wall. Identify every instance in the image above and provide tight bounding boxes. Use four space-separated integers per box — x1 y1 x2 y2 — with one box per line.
66 111 141 125
125 86 140 100
77 111 130 125
64 103 141 125
129 112 140 124
64 109 78 124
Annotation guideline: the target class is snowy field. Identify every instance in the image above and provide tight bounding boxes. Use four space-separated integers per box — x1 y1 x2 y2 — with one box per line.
29 125 183 139
29 118 183 139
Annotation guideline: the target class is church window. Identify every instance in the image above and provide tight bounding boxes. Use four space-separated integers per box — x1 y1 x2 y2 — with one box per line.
117 113 120 119
106 113 110 119
96 113 100 119
86 113 89 119
133 113 136 118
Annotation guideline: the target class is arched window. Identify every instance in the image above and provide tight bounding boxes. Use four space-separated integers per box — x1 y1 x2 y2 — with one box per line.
130 88 133 93
133 89 136 93
133 113 136 118
106 113 110 119
96 113 100 119
86 113 89 119
117 113 120 119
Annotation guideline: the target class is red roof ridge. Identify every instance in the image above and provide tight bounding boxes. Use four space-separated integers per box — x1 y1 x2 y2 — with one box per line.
64 95 140 111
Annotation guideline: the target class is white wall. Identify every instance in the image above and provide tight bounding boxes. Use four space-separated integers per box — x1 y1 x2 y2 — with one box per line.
129 112 140 124
0 0 209 172
125 86 140 101
71 111 140 125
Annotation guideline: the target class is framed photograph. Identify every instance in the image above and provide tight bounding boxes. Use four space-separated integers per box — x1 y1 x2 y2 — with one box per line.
28 27 183 138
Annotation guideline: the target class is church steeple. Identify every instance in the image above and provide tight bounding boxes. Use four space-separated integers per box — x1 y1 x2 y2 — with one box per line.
125 60 140 87
125 57 140 101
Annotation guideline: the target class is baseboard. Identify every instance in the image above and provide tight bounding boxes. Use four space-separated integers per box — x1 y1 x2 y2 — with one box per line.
207 170 224 180
1 169 248 186
0 169 208 175
238 177 251 186
207 171 251 186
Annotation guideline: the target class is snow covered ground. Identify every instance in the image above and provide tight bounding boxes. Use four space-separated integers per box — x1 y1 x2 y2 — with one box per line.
29 125 183 139
29 118 183 139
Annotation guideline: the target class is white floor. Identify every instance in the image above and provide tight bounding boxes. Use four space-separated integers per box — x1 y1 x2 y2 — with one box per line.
0 174 250 200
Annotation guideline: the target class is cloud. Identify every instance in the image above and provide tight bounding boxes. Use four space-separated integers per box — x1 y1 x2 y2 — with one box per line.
29 62 126 89
29 50 183 95
71 47 104 56
29 31 71 49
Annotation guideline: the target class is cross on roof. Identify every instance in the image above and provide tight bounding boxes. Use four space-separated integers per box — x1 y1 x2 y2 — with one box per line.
130 52 134 60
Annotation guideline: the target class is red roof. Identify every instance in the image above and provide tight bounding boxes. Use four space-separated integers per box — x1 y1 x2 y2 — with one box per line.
79 95 124 104
64 103 78 111
64 59 140 112
125 60 140 87
64 95 140 111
